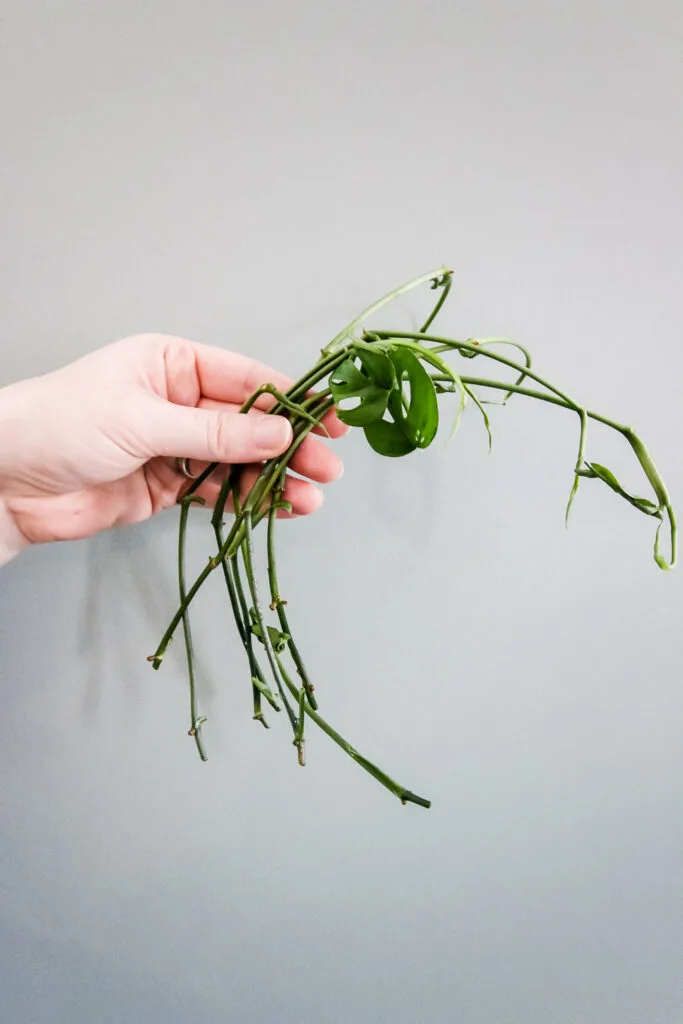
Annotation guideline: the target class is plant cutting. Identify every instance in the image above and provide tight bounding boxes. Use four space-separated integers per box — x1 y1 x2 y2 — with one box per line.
149 267 676 808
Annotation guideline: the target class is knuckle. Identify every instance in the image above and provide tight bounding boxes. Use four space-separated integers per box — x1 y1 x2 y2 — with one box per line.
207 412 238 460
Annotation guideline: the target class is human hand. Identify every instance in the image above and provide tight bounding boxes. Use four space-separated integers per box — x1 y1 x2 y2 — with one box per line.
0 334 347 565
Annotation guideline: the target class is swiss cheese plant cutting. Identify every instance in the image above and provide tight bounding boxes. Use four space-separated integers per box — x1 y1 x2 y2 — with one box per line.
149 267 676 808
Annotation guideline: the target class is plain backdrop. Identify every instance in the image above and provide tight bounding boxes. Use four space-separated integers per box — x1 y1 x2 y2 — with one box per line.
1 2 682 1022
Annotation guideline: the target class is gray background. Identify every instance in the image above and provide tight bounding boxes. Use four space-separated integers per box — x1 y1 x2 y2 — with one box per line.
1 2 682 1022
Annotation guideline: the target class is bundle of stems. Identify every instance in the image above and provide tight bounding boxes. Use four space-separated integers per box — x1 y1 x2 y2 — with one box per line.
150 267 676 808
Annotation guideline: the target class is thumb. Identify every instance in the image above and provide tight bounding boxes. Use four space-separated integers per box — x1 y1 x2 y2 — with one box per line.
138 397 293 463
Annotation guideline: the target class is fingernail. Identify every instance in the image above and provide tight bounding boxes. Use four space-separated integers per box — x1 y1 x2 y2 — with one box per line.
255 416 292 453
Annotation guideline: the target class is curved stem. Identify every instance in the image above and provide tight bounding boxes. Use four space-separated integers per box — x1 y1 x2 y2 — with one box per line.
373 331 578 409
623 429 677 569
419 272 453 334
240 383 321 428
441 375 623 428
462 382 492 451
471 338 532 401
378 332 594 525
322 267 451 357
436 373 676 569
565 407 588 524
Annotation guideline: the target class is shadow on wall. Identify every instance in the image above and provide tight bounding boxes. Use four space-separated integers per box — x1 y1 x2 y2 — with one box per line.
78 520 216 727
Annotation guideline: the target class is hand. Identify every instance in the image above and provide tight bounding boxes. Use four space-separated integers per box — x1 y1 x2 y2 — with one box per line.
0 334 347 564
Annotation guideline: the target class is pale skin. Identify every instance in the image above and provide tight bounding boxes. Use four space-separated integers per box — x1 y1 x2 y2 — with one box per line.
0 334 347 565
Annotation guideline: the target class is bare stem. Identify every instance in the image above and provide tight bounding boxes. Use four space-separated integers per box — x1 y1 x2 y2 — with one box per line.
321 266 451 357
242 509 298 732
178 495 207 760
266 490 319 710
211 476 274 727
275 654 430 808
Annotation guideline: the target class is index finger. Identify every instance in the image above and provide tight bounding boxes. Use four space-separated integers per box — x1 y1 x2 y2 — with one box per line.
192 341 349 437
193 342 294 406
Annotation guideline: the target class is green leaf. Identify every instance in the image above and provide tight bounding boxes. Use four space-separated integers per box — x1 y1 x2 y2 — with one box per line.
363 418 417 457
395 341 467 443
579 462 662 517
329 357 391 426
351 340 397 390
249 608 290 653
653 519 668 571
387 346 439 448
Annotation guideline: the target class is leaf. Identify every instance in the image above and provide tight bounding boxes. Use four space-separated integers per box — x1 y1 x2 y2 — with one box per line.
363 417 417 457
352 340 397 390
401 342 467 442
387 346 439 448
249 608 290 653
329 357 391 426
579 462 662 517
653 519 669 571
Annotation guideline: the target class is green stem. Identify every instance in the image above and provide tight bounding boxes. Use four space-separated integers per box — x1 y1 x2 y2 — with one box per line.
245 397 334 523
266 490 319 710
419 272 453 334
435 373 676 569
293 688 307 766
211 477 273 726
155 268 675 810
565 407 588 524
181 460 217 498
152 398 336 667
286 355 345 401
441 375 622 428
374 331 578 409
241 509 298 731
322 267 451 357
430 336 533 402
178 496 207 760
240 382 321 428
149 517 242 668
461 382 492 451
470 338 533 401
275 654 430 807
623 429 677 569
379 331 594 523
178 372 335 506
